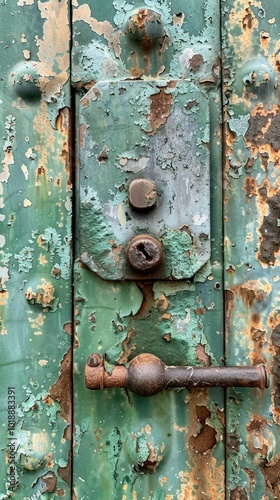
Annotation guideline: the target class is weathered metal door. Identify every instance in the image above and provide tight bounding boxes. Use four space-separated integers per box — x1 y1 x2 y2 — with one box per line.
1 1 280 498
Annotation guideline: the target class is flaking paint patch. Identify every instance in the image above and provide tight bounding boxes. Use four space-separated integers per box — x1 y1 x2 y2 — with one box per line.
36 0 70 97
228 1 259 57
73 4 121 57
147 86 173 135
50 349 72 423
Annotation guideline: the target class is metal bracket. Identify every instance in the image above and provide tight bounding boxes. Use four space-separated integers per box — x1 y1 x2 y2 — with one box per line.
78 80 210 280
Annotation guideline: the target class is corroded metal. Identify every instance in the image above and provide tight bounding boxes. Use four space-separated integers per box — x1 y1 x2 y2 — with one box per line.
78 79 211 280
222 1 280 498
0 0 72 498
126 235 163 273
73 1 224 498
85 353 269 395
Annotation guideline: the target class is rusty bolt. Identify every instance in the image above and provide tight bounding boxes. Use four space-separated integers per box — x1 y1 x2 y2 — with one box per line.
126 234 163 272
128 179 157 211
87 354 102 367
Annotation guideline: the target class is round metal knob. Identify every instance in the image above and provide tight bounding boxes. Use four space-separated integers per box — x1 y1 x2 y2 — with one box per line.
126 235 163 272
127 354 166 396
128 179 157 211
123 8 166 43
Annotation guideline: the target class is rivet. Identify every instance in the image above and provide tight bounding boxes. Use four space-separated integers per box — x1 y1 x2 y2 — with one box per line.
128 179 157 211
11 61 41 100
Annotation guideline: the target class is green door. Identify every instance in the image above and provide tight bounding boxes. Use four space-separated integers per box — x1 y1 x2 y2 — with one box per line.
0 1 279 499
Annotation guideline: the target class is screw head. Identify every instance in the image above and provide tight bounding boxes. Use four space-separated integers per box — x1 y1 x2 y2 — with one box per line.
128 179 157 211
126 235 163 272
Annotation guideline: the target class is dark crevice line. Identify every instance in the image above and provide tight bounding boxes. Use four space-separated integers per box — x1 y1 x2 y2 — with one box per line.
219 0 228 497
69 0 75 497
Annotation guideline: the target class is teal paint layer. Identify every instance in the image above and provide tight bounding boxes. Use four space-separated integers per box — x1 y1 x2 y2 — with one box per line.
0 1 72 498
222 1 280 498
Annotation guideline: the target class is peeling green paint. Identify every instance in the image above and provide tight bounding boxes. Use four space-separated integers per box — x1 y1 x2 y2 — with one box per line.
0 0 72 497
78 80 211 280
73 0 224 498
223 0 280 498
2 0 278 498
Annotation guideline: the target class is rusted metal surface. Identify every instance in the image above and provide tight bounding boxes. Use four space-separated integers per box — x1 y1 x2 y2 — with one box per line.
0 0 72 498
223 0 280 498
2 0 278 497
85 352 269 394
73 0 224 497
78 79 211 280
126 235 163 273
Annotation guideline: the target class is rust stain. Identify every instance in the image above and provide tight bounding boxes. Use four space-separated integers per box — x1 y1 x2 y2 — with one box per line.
246 415 274 467
189 406 217 454
269 312 280 423
245 105 280 163
147 87 173 136
49 348 72 422
79 123 86 150
40 471 57 493
242 8 254 31
228 3 258 56
56 107 72 188
133 283 154 319
117 328 136 365
261 454 280 497
25 280 55 308
58 459 71 486
230 487 248 500
63 321 72 336
196 344 211 366
178 390 224 498
0 291 9 306
231 279 271 308
243 467 255 494
249 311 267 365
257 183 280 266
243 177 257 198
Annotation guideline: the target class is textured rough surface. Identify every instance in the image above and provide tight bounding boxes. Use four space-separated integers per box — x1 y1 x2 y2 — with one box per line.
223 0 280 498
2 0 278 498
73 0 224 498
0 0 72 498
78 80 211 280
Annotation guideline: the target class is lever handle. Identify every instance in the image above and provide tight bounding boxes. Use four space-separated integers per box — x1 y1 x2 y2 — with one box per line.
85 353 269 397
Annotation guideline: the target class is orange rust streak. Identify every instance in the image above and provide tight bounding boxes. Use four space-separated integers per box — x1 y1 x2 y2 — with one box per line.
147 87 173 136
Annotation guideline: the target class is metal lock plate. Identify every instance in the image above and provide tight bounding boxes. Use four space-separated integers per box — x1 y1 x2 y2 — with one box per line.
79 80 210 280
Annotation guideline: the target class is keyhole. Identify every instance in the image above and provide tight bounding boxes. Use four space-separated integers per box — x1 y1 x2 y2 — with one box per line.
126 235 163 272
137 243 153 261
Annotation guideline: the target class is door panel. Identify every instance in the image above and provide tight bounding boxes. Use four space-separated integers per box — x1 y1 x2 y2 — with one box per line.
0 0 72 498
73 1 224 498
222 2 280 498
1 0 279 499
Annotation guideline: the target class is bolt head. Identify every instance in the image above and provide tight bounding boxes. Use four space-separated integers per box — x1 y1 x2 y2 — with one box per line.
128 179 157 211
126 234 163 272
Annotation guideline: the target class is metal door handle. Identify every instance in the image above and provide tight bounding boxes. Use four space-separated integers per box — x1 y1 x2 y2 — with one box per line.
85 353 269 397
